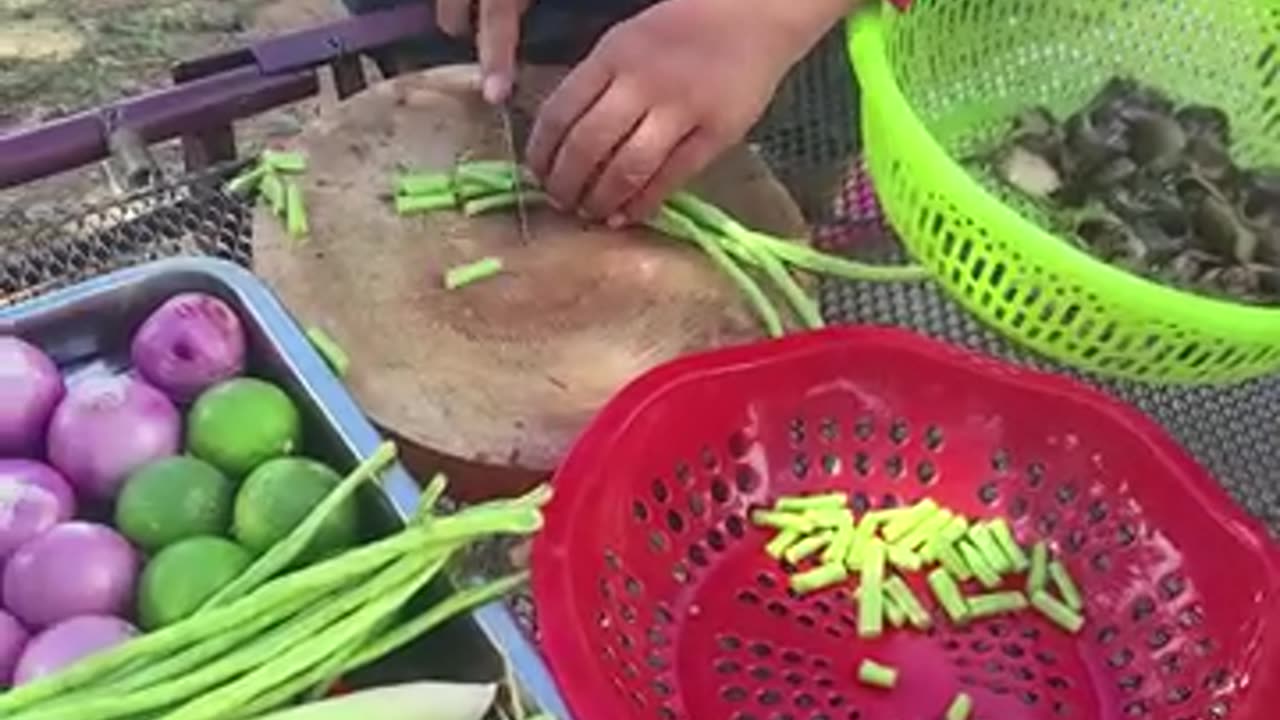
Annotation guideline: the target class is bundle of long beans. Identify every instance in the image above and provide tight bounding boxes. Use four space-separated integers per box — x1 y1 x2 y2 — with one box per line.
0 442 547 720
394 162 929 336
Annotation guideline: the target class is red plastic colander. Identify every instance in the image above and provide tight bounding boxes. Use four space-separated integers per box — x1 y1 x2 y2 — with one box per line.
532 327 1280 720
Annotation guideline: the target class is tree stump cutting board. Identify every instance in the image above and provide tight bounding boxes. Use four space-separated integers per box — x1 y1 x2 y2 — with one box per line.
252 65 807 494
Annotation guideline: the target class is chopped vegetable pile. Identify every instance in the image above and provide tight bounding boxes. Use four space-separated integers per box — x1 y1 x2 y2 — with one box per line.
753 492 1086 715
227 151 310 240
388 161 927 336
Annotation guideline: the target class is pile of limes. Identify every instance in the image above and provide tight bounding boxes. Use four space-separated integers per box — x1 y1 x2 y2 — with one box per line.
115 378 359 630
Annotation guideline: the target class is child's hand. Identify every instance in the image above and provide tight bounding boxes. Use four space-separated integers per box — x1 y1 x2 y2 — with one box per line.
436 0 531 103
526 0 849 226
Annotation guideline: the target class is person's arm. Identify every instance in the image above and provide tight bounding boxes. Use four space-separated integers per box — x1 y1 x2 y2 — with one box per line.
526 0 861 225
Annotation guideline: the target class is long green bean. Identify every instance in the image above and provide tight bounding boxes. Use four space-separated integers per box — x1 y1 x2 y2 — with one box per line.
396 194 459 215
201 442 398 611
0 526 429 714
343 572 530 674
158 556 451 720
739 236 824 330
650 207 784 337
667 191 928 282
13 556 432 720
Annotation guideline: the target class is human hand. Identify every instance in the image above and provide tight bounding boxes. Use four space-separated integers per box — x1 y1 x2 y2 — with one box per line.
436 0 531 103
526 0 849 227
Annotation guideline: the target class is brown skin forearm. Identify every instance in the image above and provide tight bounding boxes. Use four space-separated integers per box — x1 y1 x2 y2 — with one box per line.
707 0 862 65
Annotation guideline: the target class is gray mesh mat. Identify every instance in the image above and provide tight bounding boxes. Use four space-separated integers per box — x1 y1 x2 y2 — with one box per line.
2 31 1277 540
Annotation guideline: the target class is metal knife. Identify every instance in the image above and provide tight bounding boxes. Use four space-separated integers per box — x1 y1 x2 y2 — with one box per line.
497 100 532 244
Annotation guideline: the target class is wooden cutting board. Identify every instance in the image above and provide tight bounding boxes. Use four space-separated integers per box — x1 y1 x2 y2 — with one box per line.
252 64 806 492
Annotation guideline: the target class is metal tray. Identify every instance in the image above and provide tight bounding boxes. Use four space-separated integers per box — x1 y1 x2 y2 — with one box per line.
0 257 567 717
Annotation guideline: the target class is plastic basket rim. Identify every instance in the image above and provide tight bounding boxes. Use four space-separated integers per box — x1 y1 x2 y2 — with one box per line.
531 325 1280 720
847 8 1280 346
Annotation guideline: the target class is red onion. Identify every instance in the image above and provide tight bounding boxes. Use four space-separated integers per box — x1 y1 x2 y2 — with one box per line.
0 610 27 687
0 460 76 560
47 375 181 499
131 293 247 403
3 522 139 628
0 337 65 458
13 615 136 686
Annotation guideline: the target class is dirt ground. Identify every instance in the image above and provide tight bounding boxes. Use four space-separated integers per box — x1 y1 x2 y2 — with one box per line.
0 0 347 229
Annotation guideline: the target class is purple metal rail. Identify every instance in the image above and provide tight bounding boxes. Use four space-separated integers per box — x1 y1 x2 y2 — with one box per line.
0 4 615 190
0 5 441 189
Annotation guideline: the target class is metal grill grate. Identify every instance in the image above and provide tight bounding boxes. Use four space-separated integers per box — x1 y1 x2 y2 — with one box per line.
0 165 253 309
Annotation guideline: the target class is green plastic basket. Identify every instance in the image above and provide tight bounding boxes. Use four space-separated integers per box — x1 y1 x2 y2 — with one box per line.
848 0 1280 383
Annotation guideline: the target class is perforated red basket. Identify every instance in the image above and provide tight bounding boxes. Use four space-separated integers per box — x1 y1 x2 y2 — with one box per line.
532 327 1280 720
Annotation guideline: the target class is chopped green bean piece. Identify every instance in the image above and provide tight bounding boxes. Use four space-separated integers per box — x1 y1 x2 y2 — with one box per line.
923 516 970 562
396 193 458 215
946 692 974 720
396 173 453 197
884 591 908 628
806 508 853 529
445 257 505 290
463 190 547 217
783 531 834 564
857 660 898 689
938 543 974 581
263 150 307 173
751 510 814 534
896 510 954 554
1049 560 1083 612
790 563 849 595
882 499 941 544
305 327 350 378
845 515 881 571
884 575 931 630
858 540 887 638
927 568 969 624
776 492 848 512
968 522 1012 575
765 529 803 559
967 591 1029 619
887 544 923 572
1031 591 1085 634
959 541 1002 589
821 518 857 565
285 181 308 239
989 519 1030 572
1028 541 1049 594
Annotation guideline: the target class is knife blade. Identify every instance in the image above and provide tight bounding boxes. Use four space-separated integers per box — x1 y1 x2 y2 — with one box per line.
497 101 532 244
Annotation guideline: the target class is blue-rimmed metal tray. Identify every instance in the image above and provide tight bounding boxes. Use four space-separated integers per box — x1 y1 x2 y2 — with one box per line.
0 257 568 718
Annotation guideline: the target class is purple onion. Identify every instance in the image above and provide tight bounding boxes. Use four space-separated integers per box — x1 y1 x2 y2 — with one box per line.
0 610 27 687
0 460 76 560
2 522 139 629
131 293 247 403
13 615 136 686
0 337 65 458
47 375 181 499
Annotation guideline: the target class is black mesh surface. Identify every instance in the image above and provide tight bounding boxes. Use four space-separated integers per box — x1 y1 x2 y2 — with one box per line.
2 30 1277 541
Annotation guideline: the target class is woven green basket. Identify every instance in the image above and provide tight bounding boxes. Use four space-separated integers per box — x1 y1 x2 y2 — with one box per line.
848 0 1280 383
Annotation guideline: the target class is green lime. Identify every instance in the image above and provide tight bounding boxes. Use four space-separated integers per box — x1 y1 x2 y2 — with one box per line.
115 457 235 552
138 536 253 629
187 378 302 478
233 457 359 562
